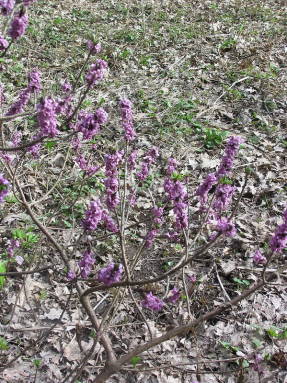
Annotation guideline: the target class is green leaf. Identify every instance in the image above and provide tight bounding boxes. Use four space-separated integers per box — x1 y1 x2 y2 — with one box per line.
0 337 9 350
44 140 57 150
130 356 141 367
252 337 262 348
0 261 6 288
241 359 249 368
266 327 279 338
278 328 287 339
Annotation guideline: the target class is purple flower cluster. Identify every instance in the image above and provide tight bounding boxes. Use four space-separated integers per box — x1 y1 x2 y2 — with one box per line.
212 184 235 213
9 10 28 40
104 151 123 210
83 199 118 232
136 147 159 181
145 229 158 248
86 59 108 87
216 136 243 178
120 98 136 141
195 172 217 206
98 262 123 286
128 150 138 171
167 287 180 304
166 157 178 176
141 292 164 311
152 206 164 225
0 0 15 15
83 199 103 230
75 154 100 176
7 239 20 258
28 69 41 93
269 208 287 253
87 40 101 55
37 97 59 138
196 136 243 210
61 80 72 93
0 174 10 202
78 251 95 278
6 88 31 116
76 108 108 140
164 178 188 230
0 35 8 50
6 70 41 116
215 217 236 237
252 250 267 265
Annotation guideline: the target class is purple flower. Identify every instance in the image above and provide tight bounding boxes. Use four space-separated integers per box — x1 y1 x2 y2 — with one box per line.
120 98 136 141
75 154 100 176
164 179 187 202
102 211 118 232
28 70 41 93
0 0 15 15
104 151 123 210
76 108 107 140
86 59 108 87
213 184 235 213
128 150 138 171
55 95 73 115
37 97 59 138
7 239 20 258
152 206 164 225
216 136 243 178
83 199 103 230
6 88 31 116
95 107 108 124
166 157 178 176
167 287 180 303
251 353 264 374
141 292 164 311
0 174 10 202
67 270 76 280
61 80 72 93
136 147 159 181
11 131 22 146
188 274 196 283
166 231 179 242
215 217 236 237
23 0 37 6
252 250 267 265
269 208 287 253
78 251 95 279
196 172 217 206
0 35 9 50
87 40 101 55
98 262 123 286
8 10 28 40
145 229 158 248
173 201 188 229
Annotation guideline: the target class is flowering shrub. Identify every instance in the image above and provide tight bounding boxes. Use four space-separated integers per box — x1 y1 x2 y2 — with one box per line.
0 6 286 383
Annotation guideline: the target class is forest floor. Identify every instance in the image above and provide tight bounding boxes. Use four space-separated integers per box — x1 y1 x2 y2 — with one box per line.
0 0 287 382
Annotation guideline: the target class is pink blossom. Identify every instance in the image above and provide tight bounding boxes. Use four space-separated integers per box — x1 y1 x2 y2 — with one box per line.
98 263 123 286
252 250 267 265
9 10 28 40
141 292 164 311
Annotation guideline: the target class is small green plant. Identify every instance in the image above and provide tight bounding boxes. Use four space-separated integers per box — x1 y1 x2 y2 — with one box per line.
0 261 7 288
233 277 251 287
12 228 39 248
202 128 228 149
0 337 9 351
